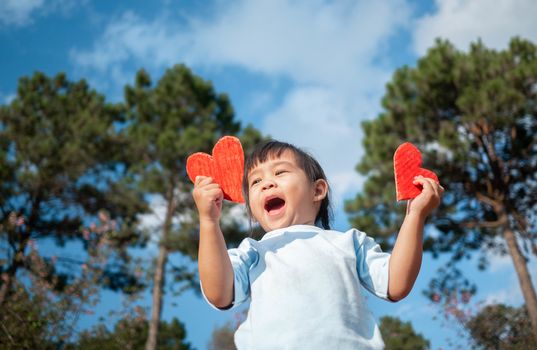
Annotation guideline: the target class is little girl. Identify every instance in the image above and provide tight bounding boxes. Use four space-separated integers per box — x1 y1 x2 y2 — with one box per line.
193 140 443 349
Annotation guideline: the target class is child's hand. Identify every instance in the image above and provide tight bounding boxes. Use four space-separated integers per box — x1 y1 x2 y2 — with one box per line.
192 176 223 224
407 175 444 219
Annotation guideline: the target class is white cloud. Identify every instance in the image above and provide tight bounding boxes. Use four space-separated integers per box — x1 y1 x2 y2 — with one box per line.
190 0 410 89
486 251 512 272
1 92 16 105
262 86 367 200
137 195 166 244
483 234 537 274
70 0 412 207
0 0 44 26
482 278 524 307
480 254 537 307
69 11 194 98
413 0 537 55
70 11 189 73
245 90 274 116
71 0 410 90
137 192 203 247
0 0 83 27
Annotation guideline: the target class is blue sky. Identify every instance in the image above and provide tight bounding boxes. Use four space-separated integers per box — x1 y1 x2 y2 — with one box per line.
2 0 537 349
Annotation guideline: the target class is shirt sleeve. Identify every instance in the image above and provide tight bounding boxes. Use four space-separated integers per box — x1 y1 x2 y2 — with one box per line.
201 238 259 310
351 228 392 301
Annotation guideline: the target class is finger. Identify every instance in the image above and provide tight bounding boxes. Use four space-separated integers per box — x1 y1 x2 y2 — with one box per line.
433 182 444 197
413 176 437 187
195 175 205 185
205 187 224 200
423 178 440 197
424 178 443 196
202 183 221 191
413 177 437 196
412 176 431 188
427 177 444 193
195 176 213 186
426 178 443 198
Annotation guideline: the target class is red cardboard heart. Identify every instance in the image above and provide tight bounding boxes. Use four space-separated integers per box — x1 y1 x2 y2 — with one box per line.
186 136 244 203
394 142 439 201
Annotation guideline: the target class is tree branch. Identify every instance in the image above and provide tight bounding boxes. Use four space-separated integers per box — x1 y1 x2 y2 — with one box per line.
0 320 15 345
475 192 502 211
461 216 507 229
512 211 529 237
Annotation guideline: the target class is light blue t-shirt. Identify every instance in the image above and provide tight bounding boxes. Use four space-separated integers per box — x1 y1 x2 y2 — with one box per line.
203 224 392 349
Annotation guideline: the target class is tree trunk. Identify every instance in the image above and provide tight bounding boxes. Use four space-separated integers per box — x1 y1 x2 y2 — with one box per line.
145 244 168 350
503 224 537 341
145 190 176 350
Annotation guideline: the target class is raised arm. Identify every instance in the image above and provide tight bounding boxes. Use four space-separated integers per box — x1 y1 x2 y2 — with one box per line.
388 175 443 301
193 176 234 308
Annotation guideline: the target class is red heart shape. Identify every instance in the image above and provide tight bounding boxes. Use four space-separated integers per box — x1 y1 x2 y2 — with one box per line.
186 136 244 203
393 142 439 201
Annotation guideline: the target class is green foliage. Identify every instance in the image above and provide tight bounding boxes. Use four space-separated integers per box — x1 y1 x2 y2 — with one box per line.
124 65 240 185
0 64 264 349
0 71 149 302
466 304 534 349
346 37 536 262
346 36 537 343
70 317 191 350
0 206 146 348
0 282 56 349
379 316 430 350
122 65 264 348
0 71 147 241
123 65 261 260
208 321 237 350
422 265 477 308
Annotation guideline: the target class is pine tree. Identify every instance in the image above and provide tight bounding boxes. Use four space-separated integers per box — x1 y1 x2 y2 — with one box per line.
0 72 148 307
122 65 263 350
380 316 430 350
345 37 537 339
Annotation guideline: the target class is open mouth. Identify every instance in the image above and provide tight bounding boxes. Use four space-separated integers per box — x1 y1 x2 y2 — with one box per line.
264 197 286 215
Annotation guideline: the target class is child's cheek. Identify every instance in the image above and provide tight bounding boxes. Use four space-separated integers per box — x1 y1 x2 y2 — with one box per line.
248 194 257 212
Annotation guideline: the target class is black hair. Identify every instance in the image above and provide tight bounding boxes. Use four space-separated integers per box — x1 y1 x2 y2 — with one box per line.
242 140 332 229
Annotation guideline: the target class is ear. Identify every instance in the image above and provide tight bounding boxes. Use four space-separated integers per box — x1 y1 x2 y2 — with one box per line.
313 179 328 202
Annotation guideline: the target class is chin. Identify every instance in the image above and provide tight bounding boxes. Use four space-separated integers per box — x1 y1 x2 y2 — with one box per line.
262 224 282 232
261 220 288 233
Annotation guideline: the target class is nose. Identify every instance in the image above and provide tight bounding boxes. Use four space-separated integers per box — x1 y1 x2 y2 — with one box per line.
261 179 276 190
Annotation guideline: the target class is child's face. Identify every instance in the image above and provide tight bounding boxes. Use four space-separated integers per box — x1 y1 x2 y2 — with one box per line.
247 150 324 232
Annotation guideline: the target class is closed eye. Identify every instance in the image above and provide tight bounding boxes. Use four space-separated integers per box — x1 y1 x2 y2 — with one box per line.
250 178 261 187
275 170 288 176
